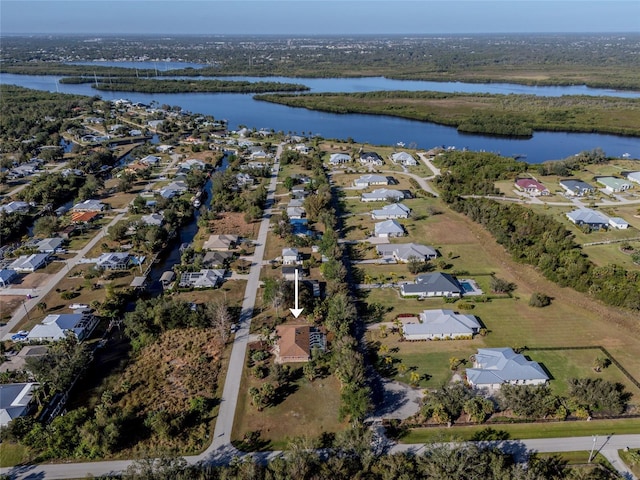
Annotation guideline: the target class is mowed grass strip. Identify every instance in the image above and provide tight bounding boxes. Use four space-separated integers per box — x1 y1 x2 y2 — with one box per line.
401 418 640 443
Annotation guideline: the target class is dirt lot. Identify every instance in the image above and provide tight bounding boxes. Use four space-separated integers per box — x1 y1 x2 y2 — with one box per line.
11 272 51 289
205 212 259 239
0 296 23 322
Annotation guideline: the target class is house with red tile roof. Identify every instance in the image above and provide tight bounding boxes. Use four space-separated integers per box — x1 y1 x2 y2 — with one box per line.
274 325 326 363
514 178 549 196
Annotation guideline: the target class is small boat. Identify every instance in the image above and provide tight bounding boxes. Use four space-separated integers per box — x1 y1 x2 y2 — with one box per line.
193 199 201 208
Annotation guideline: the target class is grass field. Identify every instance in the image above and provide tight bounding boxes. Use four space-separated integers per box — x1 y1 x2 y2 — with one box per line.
619 449 640 478
401 418 640 443
232 359 347 450
0 442 30 468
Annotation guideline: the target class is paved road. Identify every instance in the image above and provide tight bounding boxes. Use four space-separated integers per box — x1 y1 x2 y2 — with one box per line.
0 212 126 340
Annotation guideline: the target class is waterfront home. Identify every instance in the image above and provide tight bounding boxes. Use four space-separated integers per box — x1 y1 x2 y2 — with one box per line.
329 153 351 166
361 188 405 202
371 203 411 219
559 179 596 197
359 151 384 166
203 234 239 251
140 212 164 226
274 325 326 363
514 178 550 196
391 151 417 166
376 243 437 262
596 176 632 193
0 201 30 215
96 252 131 270
403 309 481 340
27 313 98 342
179 269 226 289
566 208 610 230
466 348 549 391
400 272 462 298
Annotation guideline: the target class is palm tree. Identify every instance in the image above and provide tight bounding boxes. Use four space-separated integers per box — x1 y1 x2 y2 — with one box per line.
409 371 420 386
36 302 47 314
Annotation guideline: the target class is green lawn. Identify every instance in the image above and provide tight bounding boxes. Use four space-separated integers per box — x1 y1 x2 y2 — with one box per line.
0 442 30 467
401 417 640 443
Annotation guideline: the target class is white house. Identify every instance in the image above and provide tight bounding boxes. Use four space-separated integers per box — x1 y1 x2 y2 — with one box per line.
627 171 640 184
35 237 65 254
466 347 549 391
359 151 384 166
0 201 30 215
609 217 629 229
27 313 98 342
361 188 405 202
402 309 481 340
374 219 405 238
282 248 301 265
391 152 417 166
354 174 390 187
0 383 39 428
328 153 351 166
376 243 437 262
96 252 131 270
140 213 164 226
9 254 50 273
371 203 411 219
597 177 632 194
179 269 226 289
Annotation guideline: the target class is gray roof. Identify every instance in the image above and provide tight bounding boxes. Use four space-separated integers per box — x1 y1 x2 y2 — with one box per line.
0 201 30 215
403 309 480 337
371 203 411 218
0 383 38 427
466 348 549 386
9 254 49 272
391 152 415 163
179 269 225 288
415 272 462 293
566 208 609 225
377 243 437 261
36 237 64 253
72 199 104 211
374 219 405 236
560 179 595 193
355 174 389 185
361 188 405 201
27 313 94 341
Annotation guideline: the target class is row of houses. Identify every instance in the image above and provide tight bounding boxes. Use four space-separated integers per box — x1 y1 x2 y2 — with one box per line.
328 150 418 167
517 174 639 197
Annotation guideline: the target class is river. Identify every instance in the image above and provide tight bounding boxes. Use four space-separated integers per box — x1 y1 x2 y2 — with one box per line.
2 73 640 163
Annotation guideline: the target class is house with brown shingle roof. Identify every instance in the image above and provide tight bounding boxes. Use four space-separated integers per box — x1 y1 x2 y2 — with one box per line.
274 325 326 364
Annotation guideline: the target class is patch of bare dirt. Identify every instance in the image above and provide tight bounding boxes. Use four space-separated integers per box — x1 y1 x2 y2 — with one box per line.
206 211 258 238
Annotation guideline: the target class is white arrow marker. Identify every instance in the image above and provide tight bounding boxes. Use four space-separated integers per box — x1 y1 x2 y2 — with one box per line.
289 268 304 318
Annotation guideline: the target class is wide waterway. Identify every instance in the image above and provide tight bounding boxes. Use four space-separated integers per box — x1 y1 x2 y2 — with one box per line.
2 72 640 163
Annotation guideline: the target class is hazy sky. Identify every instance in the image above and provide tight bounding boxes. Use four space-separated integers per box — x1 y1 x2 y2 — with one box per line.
1 0 639 36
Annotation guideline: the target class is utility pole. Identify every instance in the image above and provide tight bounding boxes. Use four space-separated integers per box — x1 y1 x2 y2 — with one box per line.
588 435 598 463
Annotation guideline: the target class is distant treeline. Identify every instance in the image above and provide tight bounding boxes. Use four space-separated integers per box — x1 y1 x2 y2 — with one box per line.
59 77 310 93
435 151 640 311
255 91 640 137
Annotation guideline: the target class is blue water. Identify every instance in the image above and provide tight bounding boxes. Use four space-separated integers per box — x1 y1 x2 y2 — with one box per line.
460 281 474 293
2 73 640 163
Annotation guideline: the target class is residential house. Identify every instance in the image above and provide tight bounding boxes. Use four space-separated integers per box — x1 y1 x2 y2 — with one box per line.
203 234 239 251
274 325 327 363
515 178 550 196
282 266 304 281
124 162 150 176
290 185 309 198
71 199 105 212
35 237 65 254
0 383 39 428
290 218 313 237
627 171 640 184
400 272 462 298
179 159 206 171
361 188 405 202
179 269 226 289
288 198 304 209
371 203 411 220
202 251 233 268
96 252 131 270
328 153 351 166
9 254 50 273
609 217 629 230
282 248 301 265
0 269 18 288
559 179 596 197
0 201 30 215
566 208 610 230
376 243 437 263
403 309 481 340
466 347 549 391
286 206 306 219
140 213 164 226
61 168 84 178
147 120 163 129
159 181 188 199
71 211 99 224
27 313 98 342
235 173 255 188
160 271 176 289
374 219 405 238
294 144 311 154
359 151 384 166
140 155 161 166
596 177 632 193
354 174 390 187
391 152 417 166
